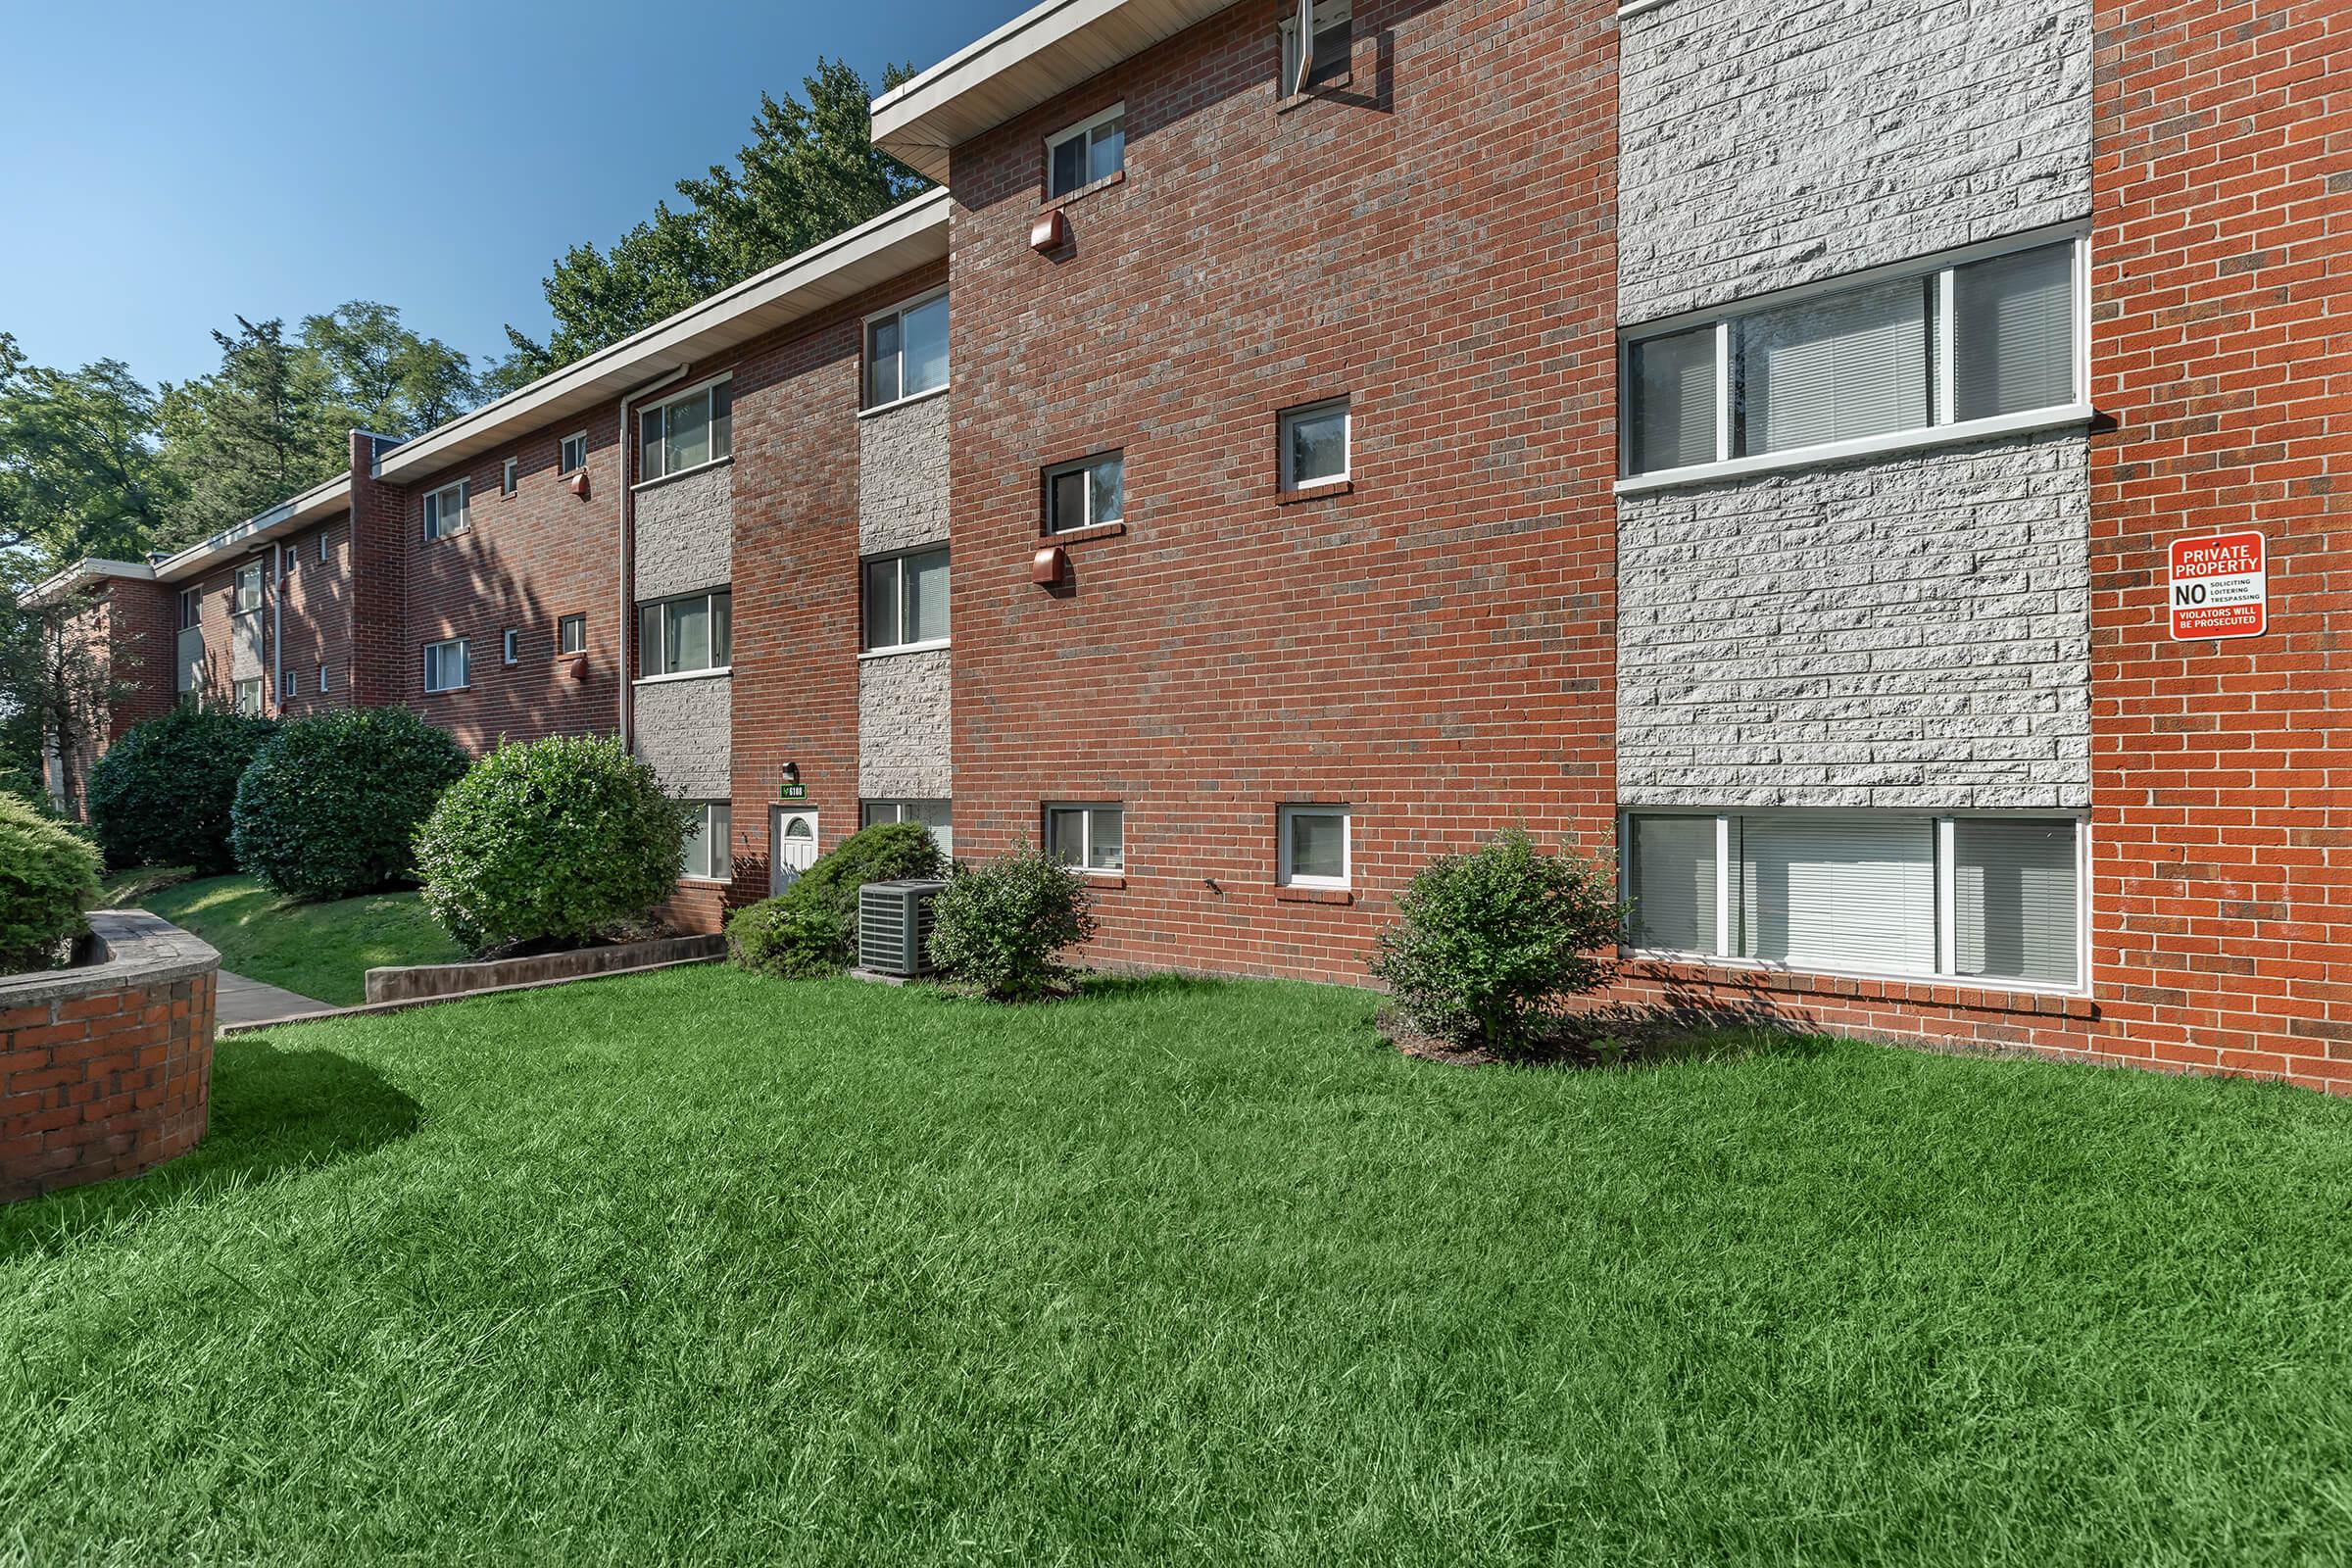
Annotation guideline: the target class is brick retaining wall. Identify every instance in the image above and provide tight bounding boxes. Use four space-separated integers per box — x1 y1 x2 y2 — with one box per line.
1 910 220 1202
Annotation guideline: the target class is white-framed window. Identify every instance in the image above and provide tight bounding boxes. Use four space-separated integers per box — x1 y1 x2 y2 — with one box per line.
1278 804 1350 889
501 457 518 497
1045 803 1124 873
638 590 731 678
1046 104 1125 197
423 637 470 694
559 613 586 655
177 587 200 630
318 530 330 564
1045 452 1124 534
234 561 264 614
683 801 733 881
864 290 949 410
1621 232 2087 483
503 628 520 665
862 798 954 858
423 478 469 542
318 662 330 693
1280 0 1352 92
283 669 299 700
638 380 730 482
1280 397 1349 489
233 677 263 716
560 430 588 476
861 546 949 653
1621 809 2085 990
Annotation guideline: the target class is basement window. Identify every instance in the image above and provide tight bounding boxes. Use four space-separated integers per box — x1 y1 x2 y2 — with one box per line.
1278 804 1351 889
1046 105 1125 197
639 380 732 482
1279 0 1351 93
1622 809 2084 990
1045 803 1124 874
1044 452 1124 534
864 290 949 410
862 798 954 857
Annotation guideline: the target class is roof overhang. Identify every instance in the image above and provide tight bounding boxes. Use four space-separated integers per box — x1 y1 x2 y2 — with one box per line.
24 559 156 608
872 0 1237 182
148 470 353 585
376 188 953 485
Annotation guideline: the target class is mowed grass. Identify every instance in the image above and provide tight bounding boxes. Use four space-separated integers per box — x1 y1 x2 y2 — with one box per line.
133 872 466 1005
5 967 2352 1565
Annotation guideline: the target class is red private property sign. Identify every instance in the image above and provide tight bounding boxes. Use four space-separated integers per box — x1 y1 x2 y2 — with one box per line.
2169 530 2268 640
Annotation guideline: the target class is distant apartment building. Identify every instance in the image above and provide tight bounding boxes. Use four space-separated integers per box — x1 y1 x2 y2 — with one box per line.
32 0 2348 1089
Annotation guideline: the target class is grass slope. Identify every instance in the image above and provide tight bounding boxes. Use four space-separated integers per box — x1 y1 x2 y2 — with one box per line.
135 872 465 1005
4 967 2351 1565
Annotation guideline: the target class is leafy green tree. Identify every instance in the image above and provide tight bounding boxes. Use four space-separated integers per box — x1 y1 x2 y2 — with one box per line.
0 332 179 568
489 61 927 393
158 317 345 545
301 300 481 438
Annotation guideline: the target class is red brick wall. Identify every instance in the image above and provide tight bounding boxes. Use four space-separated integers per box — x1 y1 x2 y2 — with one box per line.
2081 0 2352 1091
726 259 952 914
393 424 625 755
274 514 356 716
104 576 179 738
944 0 1621 979
0 968 214 1203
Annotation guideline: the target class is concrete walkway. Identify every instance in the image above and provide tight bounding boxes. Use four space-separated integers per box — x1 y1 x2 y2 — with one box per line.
215 971 336 1029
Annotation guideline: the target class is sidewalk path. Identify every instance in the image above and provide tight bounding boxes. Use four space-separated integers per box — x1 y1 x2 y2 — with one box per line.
216 971 337 1029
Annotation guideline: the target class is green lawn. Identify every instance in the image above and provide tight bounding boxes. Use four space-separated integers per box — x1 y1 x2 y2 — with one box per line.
132 872 466 1005
5 968 2351 1565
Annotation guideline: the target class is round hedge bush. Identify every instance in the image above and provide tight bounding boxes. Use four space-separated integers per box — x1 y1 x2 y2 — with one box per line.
230 707 469 900
926 848 1096 1001
412 733 698 954
0 792 102 973
1366 827 1623 1053
725 820 946 979
87 705 276 873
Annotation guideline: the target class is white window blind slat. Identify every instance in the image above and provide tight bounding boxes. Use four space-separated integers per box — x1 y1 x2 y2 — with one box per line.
1739 813 1936 973
1629 327 1718 474
1629 814 1718 953
1740 277 1932 455
1952 819 2079 986
1953 243 2075 421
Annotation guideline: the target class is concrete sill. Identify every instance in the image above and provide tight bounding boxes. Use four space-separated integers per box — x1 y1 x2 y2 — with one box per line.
631 454 733 495
1046 520 1127 546
1616 0 1673 17
632 666 732 686
858 641 951 662
858 384 950 421
1614 404 2096 495
1041 169 1125 210
1276 479 1352 505
1274 886 1353 906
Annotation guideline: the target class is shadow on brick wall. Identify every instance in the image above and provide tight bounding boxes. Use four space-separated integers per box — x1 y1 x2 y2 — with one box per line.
0 1038 419 1262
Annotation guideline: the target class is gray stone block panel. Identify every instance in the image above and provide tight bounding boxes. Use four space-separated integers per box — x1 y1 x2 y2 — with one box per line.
858 647 952 799
1618 0 2091 323
1617 433 2090 809
859 393 950 558
633 673 732 800
634 463 734 600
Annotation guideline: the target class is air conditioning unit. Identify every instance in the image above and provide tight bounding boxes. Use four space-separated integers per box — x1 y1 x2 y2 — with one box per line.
858 880 948 977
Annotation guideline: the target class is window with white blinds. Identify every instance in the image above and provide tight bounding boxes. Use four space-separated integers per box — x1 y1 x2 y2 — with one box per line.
1621 233 2083 478
1623 810 2082 989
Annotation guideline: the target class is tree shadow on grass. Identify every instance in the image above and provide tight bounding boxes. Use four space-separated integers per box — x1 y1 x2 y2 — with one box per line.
0 1036 421 1263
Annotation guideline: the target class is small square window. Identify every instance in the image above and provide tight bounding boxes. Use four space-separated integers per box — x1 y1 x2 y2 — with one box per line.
423 637 469 693
1046 105 1125 198
559 614 586 655
1279 805 1350 889
560 431 588 476
501 457 519 497
1280 398 1349 489
503 628 520 665
1280 0 1352 92
1044 452 1124 534
1045 803 1124 873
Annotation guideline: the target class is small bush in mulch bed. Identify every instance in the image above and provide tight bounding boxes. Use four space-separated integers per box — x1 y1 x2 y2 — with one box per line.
1368 826 1624 1058
726 820 947 980
927 848 1096 1003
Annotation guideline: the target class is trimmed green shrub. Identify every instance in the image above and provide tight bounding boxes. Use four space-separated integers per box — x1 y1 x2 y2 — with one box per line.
230 707 469 900
1367 827 1623 1053
725 820 945 979
0 793 102 974
412 734 697 954
87 705 276 873
926 848 1097 1002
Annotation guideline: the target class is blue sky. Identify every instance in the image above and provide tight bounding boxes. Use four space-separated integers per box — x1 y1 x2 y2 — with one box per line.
0 0 1012 389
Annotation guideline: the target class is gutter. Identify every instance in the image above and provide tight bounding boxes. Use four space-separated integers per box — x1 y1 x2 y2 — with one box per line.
270 542 283 711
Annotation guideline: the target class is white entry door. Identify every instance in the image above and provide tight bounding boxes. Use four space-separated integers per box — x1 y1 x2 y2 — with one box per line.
770 809 818 895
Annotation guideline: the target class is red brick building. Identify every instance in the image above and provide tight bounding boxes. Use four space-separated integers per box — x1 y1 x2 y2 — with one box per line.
31 0 2350 1090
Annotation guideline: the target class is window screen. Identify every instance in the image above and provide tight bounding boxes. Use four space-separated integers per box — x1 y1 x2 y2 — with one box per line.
1952 243 2076 421
1628 326 1717 474
1629 814 1718 953
1953 818 2079 986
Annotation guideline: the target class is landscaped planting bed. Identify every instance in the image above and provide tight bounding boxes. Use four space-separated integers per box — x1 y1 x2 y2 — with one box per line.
135 873 465 1005
4 965 2350 1564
